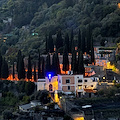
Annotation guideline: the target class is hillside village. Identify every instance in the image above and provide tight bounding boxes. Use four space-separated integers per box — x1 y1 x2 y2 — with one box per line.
1 0 120 120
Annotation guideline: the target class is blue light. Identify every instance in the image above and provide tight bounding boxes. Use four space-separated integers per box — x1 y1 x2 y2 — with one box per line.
48 74 52 80
47 72 53 81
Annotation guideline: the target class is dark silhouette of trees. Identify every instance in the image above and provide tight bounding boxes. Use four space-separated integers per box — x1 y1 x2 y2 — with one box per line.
18 52 25 80
78 29 82 51
41 57 45 78
48 33 54 53
38 52 41 79
86 24 92 54
64 33 69 53
17 50 22 72
27 55 32 80
1 58 9 79
71 50 77 74
70 29 74 53
56 30 63 50
63 45 69 73
45 53 51 75
0 52 2 78
90 37 95 64
13 62 15 79
34 63 36 82
78 50 85 75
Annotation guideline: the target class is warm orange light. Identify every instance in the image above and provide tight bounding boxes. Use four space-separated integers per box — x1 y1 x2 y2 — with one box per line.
74 117 84 120
118 3 120 8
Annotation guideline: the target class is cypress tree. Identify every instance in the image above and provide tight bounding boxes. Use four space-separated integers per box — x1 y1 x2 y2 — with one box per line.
55 51 60 74
52 53 57 75
41 57 45 78
81 30 86 53
38 52 41 79
70 29 74 53
13 62 15 79
71 50 77 74
86 24 92 54
45 53 51 75
56 30 63 50
18 55 25 80
17 50 22 72
34 63 36 82
48 33 54 53
27 55 32 80
90 37 95 64
0 52 2 78
78 29 82 51
63 45 69 74
45 34 48 53
78 50 85 75
1 58 9 79
64 33 69 53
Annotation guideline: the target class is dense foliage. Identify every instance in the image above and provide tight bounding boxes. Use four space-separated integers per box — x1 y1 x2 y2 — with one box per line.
0 0 119 61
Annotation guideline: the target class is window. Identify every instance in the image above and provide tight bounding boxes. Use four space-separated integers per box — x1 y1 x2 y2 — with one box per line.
78 85 82 90
84 80 87 82
68 86 70 90
84 85 87 88
78 79 82 83
91 85 93 87
59 80 61 83
66 79 70 83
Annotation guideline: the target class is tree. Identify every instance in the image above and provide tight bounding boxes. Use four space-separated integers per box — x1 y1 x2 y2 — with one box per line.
27 55 32 80
0 52 2 78
55 51 60 74
1 58 9 79
90 37 95 64
71 50 77 74
41 57 45 78
45 53 51 75
86 24 92 54
17 50 22 72
18 55 25 80
34 63 36 82
48 33 54 53
78 29 82 51
63 45 69 74
81 29 86 53
13 62 15 79
45 34 48 53
64 33 69 53
78 50 85 75
38 52 41 79
25 81 35 95
70 29 74 53
56 30 63 50
3 110 13 120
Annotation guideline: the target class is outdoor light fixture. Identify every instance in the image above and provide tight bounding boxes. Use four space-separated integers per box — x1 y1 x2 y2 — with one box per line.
47 72 53 82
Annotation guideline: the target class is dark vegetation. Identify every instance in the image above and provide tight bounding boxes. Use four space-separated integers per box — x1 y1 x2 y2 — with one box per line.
0 80 51 119
0 0 119 62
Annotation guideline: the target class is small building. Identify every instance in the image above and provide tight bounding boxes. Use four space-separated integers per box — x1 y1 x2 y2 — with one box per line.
19 101 41 112
37 79 46 91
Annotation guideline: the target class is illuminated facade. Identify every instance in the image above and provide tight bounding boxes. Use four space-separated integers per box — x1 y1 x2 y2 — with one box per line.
37 74 98 97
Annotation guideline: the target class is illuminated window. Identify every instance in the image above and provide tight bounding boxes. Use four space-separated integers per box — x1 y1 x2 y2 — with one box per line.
66 79 70 83
78 85 82 89
84 80 87 82
68 86 70 90
78 79 82 83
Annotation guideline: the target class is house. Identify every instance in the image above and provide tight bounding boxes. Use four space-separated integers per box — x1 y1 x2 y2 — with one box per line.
37 79 46 91
19 101 41 112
